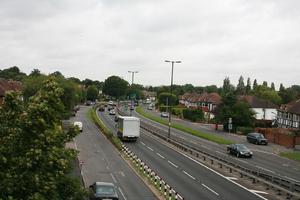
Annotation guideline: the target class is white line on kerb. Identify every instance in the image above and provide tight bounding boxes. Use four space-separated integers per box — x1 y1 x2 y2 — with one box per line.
168 160 178 168
156 153 165 159
226 177 238 180
183 171 196 180
255 165 275 173
147 146 154 151
202 183 219 196
118 187 127 200
249 190 268 195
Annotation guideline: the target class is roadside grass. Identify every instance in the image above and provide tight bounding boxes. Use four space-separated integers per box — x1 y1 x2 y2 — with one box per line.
136 106 233 145
87 107 122 150
280 152 300 162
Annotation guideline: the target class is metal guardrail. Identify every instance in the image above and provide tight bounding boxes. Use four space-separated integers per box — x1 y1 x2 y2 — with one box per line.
117 108 300 199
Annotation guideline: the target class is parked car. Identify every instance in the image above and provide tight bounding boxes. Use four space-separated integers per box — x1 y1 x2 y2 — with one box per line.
227 144 253 158
86 101 92 106
160 112 169 118
114 115 119 122
98 106 105 112
247 132 268 145
73 121 83 132
89 182 119 200
109 109 116 115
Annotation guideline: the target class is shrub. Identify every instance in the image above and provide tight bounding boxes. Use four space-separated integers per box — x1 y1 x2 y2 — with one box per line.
237 126 254 135
183 108 204 122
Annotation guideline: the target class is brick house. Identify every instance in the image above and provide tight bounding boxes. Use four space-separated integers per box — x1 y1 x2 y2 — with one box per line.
0 79 22 104
277 99 300 129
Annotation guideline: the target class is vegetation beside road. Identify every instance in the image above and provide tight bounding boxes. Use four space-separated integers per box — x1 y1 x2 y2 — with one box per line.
136 106 233 145
87 106 122 150
280 152 300 162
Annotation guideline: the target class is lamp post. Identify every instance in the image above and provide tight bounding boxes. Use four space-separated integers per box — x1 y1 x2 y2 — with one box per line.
128 71 138 116
165 60 181 139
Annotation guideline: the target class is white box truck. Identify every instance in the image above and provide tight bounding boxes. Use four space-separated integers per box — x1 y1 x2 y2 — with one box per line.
117 116 140 141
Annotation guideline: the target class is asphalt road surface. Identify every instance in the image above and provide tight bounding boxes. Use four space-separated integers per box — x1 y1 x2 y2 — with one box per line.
72 106 157 200
99 108 269 200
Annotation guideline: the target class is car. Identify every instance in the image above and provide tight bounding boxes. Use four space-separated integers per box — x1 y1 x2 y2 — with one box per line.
247 132 268 145
89 182 119 200
147 105 153 110
109 109 116 115
160 112 169 118
73 121 83 132
227 144 253 158
114 115 119 122
86 101 92 106
98 106 105 112
108 101 114 106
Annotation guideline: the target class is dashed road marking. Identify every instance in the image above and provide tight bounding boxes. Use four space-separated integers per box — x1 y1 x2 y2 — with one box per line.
216 151 227 156
249 190 268 195
110 173 117 183
156 153 165 159
118 187 127 200
202 183 219 196
141 142 145 145
226 177 238 180
147 146 154 151
168 160 178 168
255 165 275 173
234 158 248 164
183 170 196 180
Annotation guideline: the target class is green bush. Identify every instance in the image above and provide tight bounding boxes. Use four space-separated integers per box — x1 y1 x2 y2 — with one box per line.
236 126 254 135
159 105 168 112
182 108 204 122
172 107 183 117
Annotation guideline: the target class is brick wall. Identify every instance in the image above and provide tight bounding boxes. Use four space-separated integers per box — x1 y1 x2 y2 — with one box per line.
256 128 297 148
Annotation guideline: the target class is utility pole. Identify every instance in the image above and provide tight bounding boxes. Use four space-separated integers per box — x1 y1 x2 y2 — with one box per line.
165 60 181 139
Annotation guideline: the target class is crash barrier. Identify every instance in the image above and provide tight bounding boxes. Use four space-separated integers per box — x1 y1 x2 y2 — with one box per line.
140 121 300 200
122 145 184 200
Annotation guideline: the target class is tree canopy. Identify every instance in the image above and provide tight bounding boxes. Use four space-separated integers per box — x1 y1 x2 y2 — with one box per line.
102 76 129 99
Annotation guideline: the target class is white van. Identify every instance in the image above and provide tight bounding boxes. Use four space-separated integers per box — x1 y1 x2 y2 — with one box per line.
74 121 83 132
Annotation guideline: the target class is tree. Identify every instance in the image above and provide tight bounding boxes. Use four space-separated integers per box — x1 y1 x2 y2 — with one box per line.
0 78 87 199
158 92 177 106
86 85 99 101
246 77 251 94
222 77 234 95
236 75 246 95
102 76 129 99
0 66 27 81
271 82 275 91
29 69 42 77
253 79 258 90
262 81 268 88
253 85 282 105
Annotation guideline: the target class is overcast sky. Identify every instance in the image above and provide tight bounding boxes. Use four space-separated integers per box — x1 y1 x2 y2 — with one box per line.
1 0 299 88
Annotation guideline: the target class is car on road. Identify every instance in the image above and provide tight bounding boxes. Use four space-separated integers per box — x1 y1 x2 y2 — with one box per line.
89 182 119 200
98 106 105 112
247 132 268 145
114 115 119 122
73 121 83 132
227 144 253 158
160 112 169 118
109 109 116 115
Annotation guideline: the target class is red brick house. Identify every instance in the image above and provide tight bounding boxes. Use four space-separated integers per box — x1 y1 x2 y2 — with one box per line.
0 79 22 104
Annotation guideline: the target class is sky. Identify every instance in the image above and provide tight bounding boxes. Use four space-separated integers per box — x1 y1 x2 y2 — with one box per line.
0 0 299 88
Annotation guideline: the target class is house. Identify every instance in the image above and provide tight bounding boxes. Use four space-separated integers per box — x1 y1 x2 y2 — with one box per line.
277 99 300 129
0 79 22 104
238 95 279 122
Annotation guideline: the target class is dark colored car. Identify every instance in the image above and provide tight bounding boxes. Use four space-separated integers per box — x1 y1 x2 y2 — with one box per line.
98 106 105 112
247 132 268 145
227 144 253 158
114 115 119 122
89 182 119 200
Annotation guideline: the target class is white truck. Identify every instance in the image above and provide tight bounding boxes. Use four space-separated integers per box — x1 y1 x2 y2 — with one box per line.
117 116 140 141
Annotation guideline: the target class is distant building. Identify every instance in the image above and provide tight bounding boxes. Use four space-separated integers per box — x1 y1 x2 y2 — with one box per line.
238 95 279 122
0 79 22 104
277 99 300 129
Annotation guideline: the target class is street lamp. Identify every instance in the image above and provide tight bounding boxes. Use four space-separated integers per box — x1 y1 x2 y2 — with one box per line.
165 60 181 139
128 71 138 116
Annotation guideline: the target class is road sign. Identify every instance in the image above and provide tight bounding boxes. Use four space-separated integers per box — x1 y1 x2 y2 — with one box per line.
228 123 232 130
228 117 232 124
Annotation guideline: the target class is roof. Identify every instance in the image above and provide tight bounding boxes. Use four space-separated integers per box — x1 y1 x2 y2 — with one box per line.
118 116 140 121
0 79 22 97
95 182 115 187
179 92 221 104
280 99 300 115
238 95 279 109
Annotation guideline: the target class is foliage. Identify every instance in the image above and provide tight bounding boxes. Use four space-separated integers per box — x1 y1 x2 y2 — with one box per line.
158 92 177 106
102 76 128 99
0 66 27 81
280 152 300 162
86 85 99 101
127 84 144 100
182 108 204 122
236 75 246 95
0 78 86 199
252 85 282 105
236 126 254 135
222 77 235 95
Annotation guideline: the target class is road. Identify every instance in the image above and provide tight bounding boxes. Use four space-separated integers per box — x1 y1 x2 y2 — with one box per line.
72 106 157 200
136 105 300 183
98 108 269 200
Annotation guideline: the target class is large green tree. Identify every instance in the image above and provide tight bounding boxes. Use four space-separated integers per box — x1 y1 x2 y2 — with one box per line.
102 76 129 99
0 78 86 199
86 85 99 101
158 92 177 106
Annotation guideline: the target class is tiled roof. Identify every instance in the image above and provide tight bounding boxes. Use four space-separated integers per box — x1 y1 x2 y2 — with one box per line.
280 99 300 115
179 92 221 104
0 79 22 97
238 95 279 109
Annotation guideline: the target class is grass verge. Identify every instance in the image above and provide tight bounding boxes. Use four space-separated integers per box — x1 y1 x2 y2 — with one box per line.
136 106 233 145
87 107 122 150
280 152 300 162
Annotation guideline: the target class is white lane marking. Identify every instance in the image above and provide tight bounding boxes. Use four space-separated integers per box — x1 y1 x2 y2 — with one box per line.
156 153 165 159
168 160 178 168
176 150 269 200
215 151 227 156
201 145 209 149
202 183 219 196
190 140 197 144
249 190 268 195
110 173 117 183
74 139 78 150
183 171 196 180
147 146 154 151
226 177 238 180
141 141 146 145
255 165 275 174
179 136 185 140
251 149 275 155
282 163 289 167
118 187 127 200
